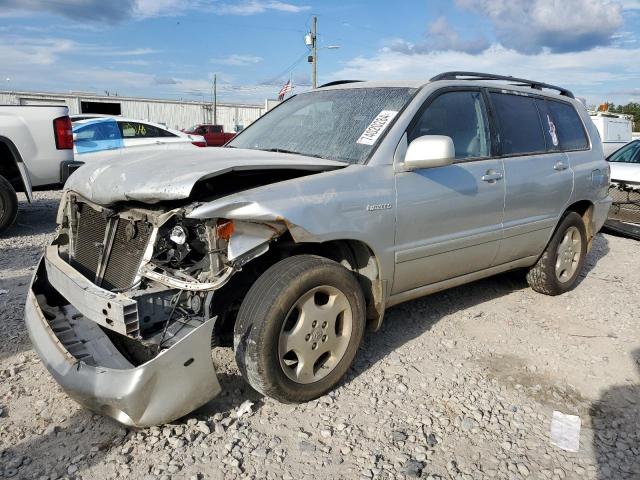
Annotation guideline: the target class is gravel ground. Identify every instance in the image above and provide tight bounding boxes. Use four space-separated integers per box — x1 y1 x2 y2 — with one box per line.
1 191 639 480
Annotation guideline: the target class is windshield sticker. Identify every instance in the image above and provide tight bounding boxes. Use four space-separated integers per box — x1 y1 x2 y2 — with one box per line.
357 110 398 145
547 114 559 147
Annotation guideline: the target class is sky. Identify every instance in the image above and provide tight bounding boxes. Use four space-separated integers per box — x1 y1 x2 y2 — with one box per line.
1 0 640 106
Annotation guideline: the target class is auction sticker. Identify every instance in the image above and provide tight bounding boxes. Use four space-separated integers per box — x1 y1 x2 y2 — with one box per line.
357 110 398 145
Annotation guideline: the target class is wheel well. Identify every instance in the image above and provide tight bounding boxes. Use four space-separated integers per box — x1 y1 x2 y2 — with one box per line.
209 235 385 346
565 200 595 248
287 239 384 331
0 141 25 192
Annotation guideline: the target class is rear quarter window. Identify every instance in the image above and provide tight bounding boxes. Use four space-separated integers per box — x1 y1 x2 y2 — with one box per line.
490 92 546 155
547 101 589 151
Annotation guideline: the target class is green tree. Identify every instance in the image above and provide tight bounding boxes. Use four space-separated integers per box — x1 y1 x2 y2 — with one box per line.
609 102 640 130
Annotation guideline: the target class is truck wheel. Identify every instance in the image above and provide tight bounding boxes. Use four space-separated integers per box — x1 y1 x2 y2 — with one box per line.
526 211 587 296
0 174 18 233
234 255 366 403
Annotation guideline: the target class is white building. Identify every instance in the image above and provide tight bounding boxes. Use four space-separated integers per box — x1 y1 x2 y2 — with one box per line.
0 90 279 132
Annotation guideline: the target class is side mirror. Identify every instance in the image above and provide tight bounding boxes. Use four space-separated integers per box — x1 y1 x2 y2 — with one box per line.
72 133 78 142
404 135 455 170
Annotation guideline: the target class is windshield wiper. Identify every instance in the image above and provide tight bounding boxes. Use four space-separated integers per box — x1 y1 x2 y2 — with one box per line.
259 148 300 155
252 147 349 163
258 148 335 160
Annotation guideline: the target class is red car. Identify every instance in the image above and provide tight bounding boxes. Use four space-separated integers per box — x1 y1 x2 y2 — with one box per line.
183 124 236 147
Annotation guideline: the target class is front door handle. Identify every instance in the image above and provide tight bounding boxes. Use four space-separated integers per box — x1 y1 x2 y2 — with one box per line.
554 161 569 171
481 171 503 183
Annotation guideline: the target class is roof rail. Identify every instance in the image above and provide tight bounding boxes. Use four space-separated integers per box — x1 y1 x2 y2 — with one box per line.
318 80 364 88
429 71 574 98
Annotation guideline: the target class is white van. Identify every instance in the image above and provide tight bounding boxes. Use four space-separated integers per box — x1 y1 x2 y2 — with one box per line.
590 111 633 156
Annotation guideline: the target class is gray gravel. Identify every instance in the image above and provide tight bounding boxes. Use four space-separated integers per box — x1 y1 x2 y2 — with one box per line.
1 191 639 479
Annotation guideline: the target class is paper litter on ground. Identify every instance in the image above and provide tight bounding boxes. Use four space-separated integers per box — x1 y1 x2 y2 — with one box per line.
550 410 581 452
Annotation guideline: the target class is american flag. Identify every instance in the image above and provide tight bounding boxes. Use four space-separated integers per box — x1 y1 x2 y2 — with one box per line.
278 80 293 100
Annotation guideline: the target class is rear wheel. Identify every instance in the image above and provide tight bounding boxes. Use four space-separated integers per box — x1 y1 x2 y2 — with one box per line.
526 211 587 295
234 255 366 403
0 174 18 234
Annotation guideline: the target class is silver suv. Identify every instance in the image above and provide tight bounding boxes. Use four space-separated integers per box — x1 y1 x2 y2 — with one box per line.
25 72 612 426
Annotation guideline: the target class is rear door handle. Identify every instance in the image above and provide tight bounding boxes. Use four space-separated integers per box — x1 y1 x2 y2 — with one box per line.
554 161 569 171
481 171 503 183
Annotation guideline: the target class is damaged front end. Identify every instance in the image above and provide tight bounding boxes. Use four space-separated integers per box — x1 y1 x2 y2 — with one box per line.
606 182 640 240
25 191 285 427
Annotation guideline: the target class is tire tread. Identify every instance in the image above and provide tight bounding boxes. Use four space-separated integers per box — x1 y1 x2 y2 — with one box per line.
234 254 364 402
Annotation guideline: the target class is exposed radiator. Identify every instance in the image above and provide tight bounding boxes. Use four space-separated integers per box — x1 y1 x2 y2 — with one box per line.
102 219 152 290
71 201 152 292
71 203 108 281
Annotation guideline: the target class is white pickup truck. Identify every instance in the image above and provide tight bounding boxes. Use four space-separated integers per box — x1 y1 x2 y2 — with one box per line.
0 105 76 232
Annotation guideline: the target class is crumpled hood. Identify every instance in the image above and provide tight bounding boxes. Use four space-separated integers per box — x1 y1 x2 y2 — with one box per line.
610 162 640 185
65 147 347 205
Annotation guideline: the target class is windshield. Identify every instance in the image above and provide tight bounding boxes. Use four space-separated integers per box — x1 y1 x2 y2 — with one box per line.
608 141 640 163
228 87 417 164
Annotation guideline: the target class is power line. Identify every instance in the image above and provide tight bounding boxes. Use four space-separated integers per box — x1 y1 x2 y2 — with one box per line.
259 50 309 86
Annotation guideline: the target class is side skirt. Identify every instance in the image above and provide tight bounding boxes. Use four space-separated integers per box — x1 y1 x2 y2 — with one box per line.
386 255 538 308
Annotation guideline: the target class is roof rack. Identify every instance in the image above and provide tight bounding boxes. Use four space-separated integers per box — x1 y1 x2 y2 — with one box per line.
429 71 574 98
318 80 363 88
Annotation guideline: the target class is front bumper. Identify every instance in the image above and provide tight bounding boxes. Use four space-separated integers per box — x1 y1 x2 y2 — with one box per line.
25 250 222 427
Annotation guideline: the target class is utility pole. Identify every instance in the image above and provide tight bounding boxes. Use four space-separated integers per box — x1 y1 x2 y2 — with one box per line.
311 16 317 88
213 74 217 125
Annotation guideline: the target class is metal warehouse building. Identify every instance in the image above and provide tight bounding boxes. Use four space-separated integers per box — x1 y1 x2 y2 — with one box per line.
0 90 278 132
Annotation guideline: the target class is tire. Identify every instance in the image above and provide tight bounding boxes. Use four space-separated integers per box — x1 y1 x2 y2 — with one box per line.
0 174 18 234
526 211 587 296
234 254 366 403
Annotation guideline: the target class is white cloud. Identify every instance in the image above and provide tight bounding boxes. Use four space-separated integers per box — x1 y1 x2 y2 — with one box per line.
330 44 640 103
113 59 152 66
0 0 309 22
388 16 490 55
0 35 75 66
455 0 623 53
0 0 135 23
211 54 263 66
618 0 640 9
213 1 311 15
134 0 185 18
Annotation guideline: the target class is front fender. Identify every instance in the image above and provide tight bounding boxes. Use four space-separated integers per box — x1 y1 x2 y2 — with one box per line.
185 163 397 283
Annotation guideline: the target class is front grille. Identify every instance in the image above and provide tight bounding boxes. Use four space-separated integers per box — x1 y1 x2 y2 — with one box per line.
609 185 640 224
71 201 152 291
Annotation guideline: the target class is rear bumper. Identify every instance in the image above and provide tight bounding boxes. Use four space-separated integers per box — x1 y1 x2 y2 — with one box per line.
25 252 221 427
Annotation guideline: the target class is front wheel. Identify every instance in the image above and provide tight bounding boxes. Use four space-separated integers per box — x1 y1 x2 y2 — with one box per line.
0 174 18 234
234 255 366 403
526 211 587 296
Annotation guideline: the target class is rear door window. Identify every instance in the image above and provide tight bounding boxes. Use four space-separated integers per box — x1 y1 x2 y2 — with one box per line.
535 99 560 151
408 90 491 160
118 122 175 138
547 101 589 151
490 92 546 155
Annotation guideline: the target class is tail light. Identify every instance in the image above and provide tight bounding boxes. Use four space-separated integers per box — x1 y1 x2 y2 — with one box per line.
192 141 207 147
53 116 73 150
